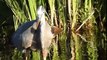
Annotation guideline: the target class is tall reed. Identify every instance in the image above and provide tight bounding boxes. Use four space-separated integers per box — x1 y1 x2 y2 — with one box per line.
3 0 106 60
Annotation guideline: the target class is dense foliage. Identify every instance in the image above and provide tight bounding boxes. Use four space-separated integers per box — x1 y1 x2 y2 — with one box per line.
0 0 106 60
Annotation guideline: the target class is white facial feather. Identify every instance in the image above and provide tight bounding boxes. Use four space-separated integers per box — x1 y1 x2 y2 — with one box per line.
37 6 45 23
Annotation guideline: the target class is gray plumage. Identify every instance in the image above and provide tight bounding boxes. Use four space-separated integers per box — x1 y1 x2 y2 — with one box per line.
12 6 61 60
12 6 54 51
12 20 38 50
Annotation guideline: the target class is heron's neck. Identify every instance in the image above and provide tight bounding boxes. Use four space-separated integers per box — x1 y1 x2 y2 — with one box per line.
39 14 45 25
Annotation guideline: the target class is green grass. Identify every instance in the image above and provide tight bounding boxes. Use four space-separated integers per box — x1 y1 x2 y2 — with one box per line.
0 0 106 60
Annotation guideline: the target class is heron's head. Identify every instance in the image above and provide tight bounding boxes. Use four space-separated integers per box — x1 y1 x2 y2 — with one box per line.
37 6 45 20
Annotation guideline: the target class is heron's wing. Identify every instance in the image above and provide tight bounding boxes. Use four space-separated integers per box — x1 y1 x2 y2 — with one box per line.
51 26 62 35
32 20 40 30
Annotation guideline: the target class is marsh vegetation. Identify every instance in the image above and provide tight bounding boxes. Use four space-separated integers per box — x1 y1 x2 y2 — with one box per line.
0 0 106 60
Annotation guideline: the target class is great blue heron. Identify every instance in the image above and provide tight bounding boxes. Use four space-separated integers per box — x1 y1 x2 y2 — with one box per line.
12 6 62 60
